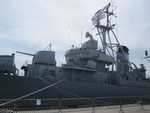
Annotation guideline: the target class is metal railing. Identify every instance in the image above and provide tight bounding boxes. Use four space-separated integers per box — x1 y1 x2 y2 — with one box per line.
0 95 150 113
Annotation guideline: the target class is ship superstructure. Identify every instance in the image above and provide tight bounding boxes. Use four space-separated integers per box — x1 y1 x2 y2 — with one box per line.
15 3 149 85
0 54 18 75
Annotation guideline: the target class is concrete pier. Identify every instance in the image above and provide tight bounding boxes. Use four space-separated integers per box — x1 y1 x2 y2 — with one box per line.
14 104 150 113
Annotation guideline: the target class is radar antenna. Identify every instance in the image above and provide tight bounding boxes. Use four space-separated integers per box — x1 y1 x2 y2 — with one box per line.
92 3 125 58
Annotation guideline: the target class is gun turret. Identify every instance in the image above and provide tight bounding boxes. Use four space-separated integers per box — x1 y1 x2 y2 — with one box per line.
16 50 56 65
16 50 56 78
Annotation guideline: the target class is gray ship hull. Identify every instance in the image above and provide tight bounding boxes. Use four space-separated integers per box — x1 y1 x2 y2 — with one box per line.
0 75 150 100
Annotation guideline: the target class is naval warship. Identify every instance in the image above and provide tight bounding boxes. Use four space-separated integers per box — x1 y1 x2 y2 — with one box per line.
0 3 150 103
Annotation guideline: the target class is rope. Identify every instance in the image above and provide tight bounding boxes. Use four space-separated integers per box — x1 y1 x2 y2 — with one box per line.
39 77 83 98
39 77 94 104
0 79 65 107
39 77 125 105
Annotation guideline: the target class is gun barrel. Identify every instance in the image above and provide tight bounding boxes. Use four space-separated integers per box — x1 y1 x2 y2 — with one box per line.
16 51 35 56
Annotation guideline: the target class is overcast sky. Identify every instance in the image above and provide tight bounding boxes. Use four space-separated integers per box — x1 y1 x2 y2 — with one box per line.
0 0 150 77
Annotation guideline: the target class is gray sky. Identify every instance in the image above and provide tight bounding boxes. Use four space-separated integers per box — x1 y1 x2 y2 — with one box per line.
0 0 150 77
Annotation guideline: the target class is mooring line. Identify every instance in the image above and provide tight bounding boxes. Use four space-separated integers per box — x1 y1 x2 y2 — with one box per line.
0 79 65 107
39 77 84 98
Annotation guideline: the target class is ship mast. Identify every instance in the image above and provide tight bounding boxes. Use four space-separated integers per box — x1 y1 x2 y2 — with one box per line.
91 3 132 72
92 3 122 59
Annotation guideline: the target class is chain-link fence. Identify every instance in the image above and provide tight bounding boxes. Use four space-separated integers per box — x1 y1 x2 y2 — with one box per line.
0 95 150 113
